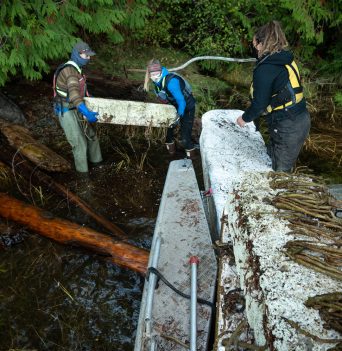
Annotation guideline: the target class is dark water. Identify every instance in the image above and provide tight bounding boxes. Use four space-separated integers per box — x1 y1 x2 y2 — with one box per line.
0 227 150 350
0 153 162 351
0 152 167 351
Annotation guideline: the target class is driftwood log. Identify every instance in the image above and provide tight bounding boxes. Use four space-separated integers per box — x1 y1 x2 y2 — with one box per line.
0 143 128 240
0 120 70 172
0 192 148 275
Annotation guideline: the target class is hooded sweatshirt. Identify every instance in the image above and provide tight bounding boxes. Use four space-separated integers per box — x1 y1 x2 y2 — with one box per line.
242 50 306 122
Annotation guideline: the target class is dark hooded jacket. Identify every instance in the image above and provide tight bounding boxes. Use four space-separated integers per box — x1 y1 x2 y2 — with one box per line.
242 50 306 123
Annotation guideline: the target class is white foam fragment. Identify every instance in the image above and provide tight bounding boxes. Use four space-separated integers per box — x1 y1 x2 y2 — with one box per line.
200 109 271 236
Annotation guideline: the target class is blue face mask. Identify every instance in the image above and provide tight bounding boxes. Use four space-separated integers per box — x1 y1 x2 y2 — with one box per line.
71 48 90 67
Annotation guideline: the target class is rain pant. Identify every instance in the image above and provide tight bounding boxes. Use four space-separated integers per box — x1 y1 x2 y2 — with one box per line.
57 106 102 173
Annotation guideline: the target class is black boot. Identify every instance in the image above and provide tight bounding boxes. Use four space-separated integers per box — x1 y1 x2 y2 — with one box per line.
185 148 197 160
165 142 176 155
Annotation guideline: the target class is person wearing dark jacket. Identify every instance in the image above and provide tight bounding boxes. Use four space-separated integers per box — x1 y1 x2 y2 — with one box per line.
144 59 196 159
236 21 310 172
53 41 102 173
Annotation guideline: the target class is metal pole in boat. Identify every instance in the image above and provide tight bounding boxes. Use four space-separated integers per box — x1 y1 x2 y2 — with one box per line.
189 256 199 351
145 235 161 347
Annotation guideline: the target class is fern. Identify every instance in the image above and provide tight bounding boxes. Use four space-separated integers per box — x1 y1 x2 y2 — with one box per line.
0 0 150 86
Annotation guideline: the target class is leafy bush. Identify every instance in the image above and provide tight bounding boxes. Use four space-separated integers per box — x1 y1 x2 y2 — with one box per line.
140 0 342 74
1 0 341 86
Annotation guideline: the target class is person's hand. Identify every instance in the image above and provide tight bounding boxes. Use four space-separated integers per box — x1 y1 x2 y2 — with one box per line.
77 103 99 123
84 111 98 123
236 116 246 127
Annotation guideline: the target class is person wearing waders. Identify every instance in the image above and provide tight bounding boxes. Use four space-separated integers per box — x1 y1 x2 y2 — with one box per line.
236 21 310 172
53 41 102 173
144 59 196 159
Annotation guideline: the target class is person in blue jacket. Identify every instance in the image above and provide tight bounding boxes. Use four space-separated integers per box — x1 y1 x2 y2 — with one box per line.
236 21 310 172
145 59 196 158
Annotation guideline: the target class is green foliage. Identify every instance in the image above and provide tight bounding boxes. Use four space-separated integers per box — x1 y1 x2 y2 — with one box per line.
138 0 279 71
196 88 219 116
318 41 342 84
0 0 150 86
334 92 342 108
281 0 327 44
1 0 341 85
137 16 172 46
279 0 341 61
140 0 341 74
122 0 151 30
174 0 278 58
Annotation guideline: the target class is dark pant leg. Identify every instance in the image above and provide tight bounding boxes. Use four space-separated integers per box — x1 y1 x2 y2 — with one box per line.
180 107 195 150
268 110 310 172
85 123 102 164
165 127 174 144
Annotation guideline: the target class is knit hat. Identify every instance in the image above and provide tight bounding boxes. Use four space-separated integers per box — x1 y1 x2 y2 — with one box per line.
73 41 96 56
148 60 162 74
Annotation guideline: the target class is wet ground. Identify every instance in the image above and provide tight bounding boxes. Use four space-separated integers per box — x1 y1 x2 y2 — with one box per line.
0 77 203 351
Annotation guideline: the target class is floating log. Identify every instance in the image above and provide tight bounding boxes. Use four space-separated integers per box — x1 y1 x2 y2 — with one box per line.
0 192 148 275
84 97 177 127
0 120 70 172
0 143 128 240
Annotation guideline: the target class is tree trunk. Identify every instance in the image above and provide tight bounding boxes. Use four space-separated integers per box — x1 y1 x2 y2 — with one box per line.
0 120 70 172
0 192 148 275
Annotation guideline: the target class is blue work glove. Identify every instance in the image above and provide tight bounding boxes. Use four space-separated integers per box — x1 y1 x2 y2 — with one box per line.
77 103 99 123
169 114 181 128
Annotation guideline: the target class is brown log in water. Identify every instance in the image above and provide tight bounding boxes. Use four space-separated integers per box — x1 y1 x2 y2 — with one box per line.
0 143 128 240
0 120 70 172
0 193 148 275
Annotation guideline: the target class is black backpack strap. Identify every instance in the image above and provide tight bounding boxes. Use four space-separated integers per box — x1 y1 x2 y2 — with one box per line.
164 73 185 88
163 73 187 97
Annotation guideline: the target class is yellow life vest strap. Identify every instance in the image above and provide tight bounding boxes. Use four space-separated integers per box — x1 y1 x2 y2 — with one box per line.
266 61 303 113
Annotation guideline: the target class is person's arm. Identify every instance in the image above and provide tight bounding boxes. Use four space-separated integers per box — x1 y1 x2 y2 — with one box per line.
241 66 274 123
62 67 98 122
60 66 84 107
167 77 186 116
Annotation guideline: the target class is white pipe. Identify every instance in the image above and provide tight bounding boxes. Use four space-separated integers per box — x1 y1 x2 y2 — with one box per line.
189 256 200 351
128 56 256 73
169 56 256 72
